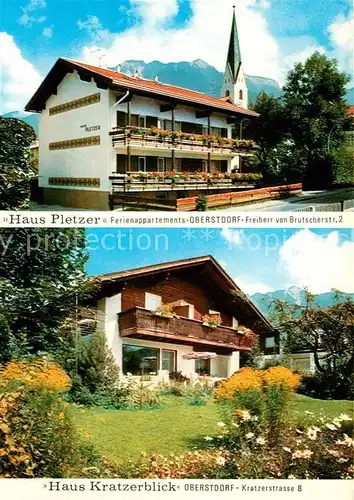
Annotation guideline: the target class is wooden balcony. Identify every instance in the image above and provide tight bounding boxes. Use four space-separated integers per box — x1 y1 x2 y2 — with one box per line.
110 126 256 156
118 307 252 352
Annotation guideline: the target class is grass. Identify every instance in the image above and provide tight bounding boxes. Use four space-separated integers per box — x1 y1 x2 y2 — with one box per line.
72 395 353 464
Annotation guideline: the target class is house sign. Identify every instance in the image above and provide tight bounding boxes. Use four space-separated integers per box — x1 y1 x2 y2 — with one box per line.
80 124 101 132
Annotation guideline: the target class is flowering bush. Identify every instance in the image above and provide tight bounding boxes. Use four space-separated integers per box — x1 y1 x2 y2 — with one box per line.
199 413 354 479
0 360 99 478
118 450 228 479
214 367 301 440
0 358 71 392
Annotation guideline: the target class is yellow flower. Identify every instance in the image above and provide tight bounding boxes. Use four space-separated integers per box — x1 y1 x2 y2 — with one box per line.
58 412 64 420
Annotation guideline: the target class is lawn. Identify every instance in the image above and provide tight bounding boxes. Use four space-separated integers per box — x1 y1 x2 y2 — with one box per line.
72 395 353 464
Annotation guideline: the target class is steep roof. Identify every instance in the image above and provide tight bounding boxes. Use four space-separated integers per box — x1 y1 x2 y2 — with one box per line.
98 255 273 334
25 57 258 118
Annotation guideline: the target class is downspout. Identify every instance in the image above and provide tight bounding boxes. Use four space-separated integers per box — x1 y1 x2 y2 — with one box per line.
112 89 130 109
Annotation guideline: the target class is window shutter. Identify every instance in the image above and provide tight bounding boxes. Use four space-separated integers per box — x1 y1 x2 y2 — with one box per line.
116 111 127 127
131 114 138 127
116 154 127 173
165 158 172 171
146 116 158 128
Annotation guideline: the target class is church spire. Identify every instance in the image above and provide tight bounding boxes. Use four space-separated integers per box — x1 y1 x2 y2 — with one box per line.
227 5 242 83
221 5 248 109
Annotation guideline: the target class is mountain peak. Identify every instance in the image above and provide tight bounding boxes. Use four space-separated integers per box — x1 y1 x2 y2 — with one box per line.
191 59 210 69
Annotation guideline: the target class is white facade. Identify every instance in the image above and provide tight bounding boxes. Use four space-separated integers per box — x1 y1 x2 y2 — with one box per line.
39 71 112 193
38 70 237 200
97 293 240 382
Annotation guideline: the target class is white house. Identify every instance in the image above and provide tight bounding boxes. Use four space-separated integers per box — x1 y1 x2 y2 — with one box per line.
92 255 274 382
25 8 257 210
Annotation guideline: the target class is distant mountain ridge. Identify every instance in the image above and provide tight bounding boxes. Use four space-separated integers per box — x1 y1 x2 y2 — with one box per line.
2 58 353 136
116 59 283 101
250 287 354 319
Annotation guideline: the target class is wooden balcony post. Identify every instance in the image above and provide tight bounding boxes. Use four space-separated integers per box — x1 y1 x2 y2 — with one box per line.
172 150 175 172
127 100 131 126
207 115 211 135
171 107 175 131
127 145 131 172
207 152 211 173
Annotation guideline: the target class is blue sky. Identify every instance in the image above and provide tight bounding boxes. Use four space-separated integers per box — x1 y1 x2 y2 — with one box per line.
85 227 354 295
1 0 353 113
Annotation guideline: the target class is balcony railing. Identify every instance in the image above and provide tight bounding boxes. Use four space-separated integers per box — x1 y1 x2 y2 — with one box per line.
110 126 256 155
110 172 262 193
118 307 252 351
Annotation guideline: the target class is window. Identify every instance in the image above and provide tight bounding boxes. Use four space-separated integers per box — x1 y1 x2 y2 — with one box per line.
162 350 176 372
239 89 243 100
232 317 239 329
157 157 165 173
145 292 161 311
265 336 275 348
138 157 146 172
123 345 159 375
195 358 210 375
156 192 168 200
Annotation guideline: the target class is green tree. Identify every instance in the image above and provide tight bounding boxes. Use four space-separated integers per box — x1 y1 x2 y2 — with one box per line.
283 52 350 188
74 330 121 393
269 290 354 393
0 118 36 210
242 92 286 183
330 143 354 185
0 228 96 363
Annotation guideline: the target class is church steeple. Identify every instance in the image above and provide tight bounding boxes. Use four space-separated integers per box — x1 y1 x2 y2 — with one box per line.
221 5 248 109
227 6 242 82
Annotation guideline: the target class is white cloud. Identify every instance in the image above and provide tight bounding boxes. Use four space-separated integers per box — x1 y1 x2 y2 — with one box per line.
42 26 53 39
130 0 179 26
0 32 42 113
281 44 325 77
18 0 47 27
279 229 354 294
220 228 244 248
79 0 282 82
77 15 111 44
233 278 274 296
328 11 354 77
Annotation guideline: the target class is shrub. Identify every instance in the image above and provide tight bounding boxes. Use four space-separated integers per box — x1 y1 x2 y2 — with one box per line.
0 358 71 392
195 194 207 211
214 366 300 440
298 372 354 401
0 359 99 478
118 450 227 479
